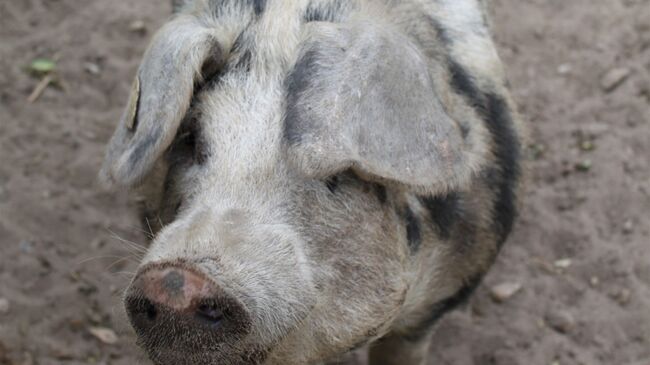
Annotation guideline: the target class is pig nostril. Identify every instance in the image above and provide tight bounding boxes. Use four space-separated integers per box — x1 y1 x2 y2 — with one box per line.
196 302 224 327
145 301 158 321
125 296 160 333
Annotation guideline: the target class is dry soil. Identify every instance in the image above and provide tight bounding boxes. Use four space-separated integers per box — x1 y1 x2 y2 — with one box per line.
0 0 649 364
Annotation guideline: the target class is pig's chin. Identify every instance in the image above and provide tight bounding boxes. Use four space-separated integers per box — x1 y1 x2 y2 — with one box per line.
144 346 268 365
135 323 264 365
136 322 267 365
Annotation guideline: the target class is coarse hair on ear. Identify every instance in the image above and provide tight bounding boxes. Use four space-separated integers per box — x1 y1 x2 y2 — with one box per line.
284 20 489 196
100 14 224 187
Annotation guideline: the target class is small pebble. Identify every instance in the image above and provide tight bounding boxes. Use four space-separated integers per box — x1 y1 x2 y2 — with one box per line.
89 327 118 345
546 310 576 334
622 220 634 234
490 282 522 302
83 62 101 75
19 240 34 253
0 298 10 314
557 63 572 75
81 130 98 141
612 288 632 305
601 67 630 92
590 276 600 287
575 159 592 172
129 20 147 34
554 258 572 269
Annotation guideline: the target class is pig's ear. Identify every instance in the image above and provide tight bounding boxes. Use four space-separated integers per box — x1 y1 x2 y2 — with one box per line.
100 16 223 187
285 22 488 195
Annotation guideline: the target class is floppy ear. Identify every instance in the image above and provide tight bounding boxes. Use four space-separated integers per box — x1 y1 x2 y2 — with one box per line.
100 16 223 187
285 21 488 195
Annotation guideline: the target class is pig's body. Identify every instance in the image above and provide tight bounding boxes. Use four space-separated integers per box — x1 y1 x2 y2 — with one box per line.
100 0 524 364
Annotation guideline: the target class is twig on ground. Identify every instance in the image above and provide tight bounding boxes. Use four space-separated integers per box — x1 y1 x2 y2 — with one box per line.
27 74 53 103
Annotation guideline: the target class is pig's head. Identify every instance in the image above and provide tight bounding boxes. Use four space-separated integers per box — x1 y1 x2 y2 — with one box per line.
100 2 487 364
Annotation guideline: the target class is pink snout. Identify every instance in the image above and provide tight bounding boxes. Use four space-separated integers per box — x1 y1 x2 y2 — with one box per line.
124 262 251 358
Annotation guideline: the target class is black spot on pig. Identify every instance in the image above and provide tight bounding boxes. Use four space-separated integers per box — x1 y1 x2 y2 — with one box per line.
420 192 460 240
251 0 266 15
447 59 481 108
211 0 266 18
403 207 422 252
426 19 522 225
304 0 347 23
162 271 185 296
445 58 521 246
373 184 387 204
284 48 320 144
232 50 252 72
424 14 453 46
479 93 520 244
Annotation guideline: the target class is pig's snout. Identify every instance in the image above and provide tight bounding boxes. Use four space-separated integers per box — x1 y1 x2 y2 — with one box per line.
124 263 252 358
127 266 226 328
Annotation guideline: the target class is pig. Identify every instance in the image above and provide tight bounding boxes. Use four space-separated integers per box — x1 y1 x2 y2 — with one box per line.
100 0 525 364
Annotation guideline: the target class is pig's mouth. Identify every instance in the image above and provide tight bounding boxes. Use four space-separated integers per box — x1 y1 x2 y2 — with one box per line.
124 261 265 365
144 346 268 365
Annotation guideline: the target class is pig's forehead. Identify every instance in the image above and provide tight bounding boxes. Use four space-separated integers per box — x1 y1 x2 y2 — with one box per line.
191 0 352 169
191 0 494 170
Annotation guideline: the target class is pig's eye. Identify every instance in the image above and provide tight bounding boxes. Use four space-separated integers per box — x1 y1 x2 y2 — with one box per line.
322 171 388 204
169 120 207 165
163 54 220 166
324 175 339 194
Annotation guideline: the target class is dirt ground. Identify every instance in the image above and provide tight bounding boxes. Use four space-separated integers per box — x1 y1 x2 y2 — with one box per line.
0 0 648 364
